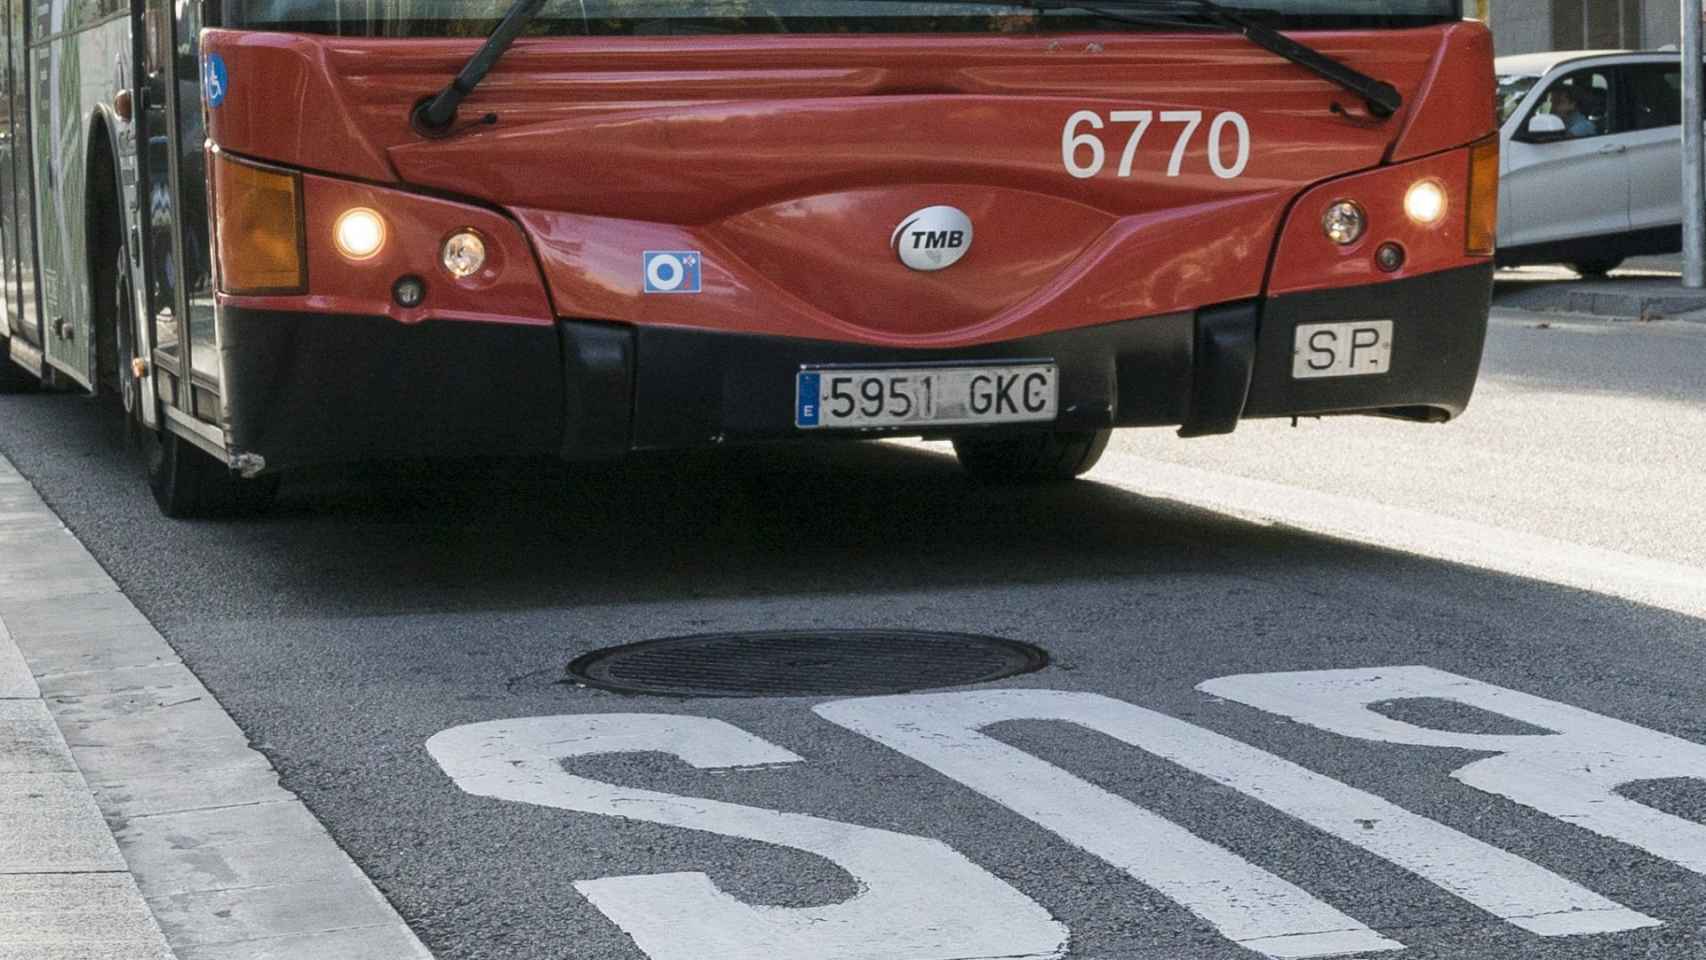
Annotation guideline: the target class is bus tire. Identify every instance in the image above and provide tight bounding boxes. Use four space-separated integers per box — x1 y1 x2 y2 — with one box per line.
102 249 275 519
951 428 1111 484
143 429 275 518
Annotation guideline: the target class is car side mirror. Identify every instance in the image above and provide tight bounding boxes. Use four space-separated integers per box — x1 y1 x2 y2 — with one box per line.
1523 113 1567 141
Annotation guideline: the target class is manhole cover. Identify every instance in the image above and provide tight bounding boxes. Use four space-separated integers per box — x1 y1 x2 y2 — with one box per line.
567 629 1048 698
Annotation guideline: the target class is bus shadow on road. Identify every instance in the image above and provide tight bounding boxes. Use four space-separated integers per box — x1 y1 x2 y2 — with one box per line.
244 438 1310 616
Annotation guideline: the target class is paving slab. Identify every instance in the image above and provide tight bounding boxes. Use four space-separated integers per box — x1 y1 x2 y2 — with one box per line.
0 700 74 773
0 773 126 873
18 625 181 679
0 622 34 698
0 590 147 638
172 922 435 960
42 663 250 749
146 865 411 949
116 800 355 899
74 736 291 819
0 874 173 960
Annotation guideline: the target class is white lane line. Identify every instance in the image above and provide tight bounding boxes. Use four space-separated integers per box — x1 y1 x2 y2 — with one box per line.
818 690 1655 954
0 452 432 960
1084 451 1706 621
427 714 1068 960
1202 665 1706 886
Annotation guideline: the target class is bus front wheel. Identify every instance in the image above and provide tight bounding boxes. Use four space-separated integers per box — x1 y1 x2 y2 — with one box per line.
104 248 276 518
142 428 278 519
951 429 1112 484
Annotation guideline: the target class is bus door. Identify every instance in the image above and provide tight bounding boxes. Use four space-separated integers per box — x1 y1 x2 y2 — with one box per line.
0 0 41 360
139 0 219 425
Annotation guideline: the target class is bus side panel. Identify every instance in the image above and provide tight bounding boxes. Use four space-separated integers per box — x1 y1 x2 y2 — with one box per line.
32 1 130 388
1 0 42 359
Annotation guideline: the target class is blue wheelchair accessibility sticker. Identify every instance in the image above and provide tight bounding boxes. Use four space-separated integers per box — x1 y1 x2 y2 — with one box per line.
204 53 228 109
642 251 702 294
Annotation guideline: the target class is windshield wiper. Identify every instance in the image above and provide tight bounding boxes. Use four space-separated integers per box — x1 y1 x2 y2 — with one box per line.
1066 0 1403 118
847 0 1402 120
412 0 550 137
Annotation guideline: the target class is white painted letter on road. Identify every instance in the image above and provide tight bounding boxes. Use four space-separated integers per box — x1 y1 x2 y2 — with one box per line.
1202 665 1706 886
819 690 1403 958
426 714 1066 960
818 689 1655 955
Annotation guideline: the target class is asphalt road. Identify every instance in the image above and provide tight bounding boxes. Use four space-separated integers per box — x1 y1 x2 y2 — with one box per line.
2 308 1705 960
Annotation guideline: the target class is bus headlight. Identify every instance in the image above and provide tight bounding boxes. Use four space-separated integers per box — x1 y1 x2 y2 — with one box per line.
442 231 487 279
333 208 386 261
1322 201 1366 245
1403 180 1447 226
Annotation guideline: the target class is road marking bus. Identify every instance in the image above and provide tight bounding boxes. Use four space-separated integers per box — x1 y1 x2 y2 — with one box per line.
428 666 1696 959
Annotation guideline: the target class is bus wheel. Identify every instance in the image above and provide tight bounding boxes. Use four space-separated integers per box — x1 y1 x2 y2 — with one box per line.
140 419 280 518
106 251 276 518
951 429 1111 485
108 251 140 421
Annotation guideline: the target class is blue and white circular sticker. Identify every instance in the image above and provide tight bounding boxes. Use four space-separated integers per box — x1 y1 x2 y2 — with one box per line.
203 53 228 109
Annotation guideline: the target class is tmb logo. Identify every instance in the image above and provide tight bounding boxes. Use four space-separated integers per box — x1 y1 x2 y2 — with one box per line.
891 206 974 272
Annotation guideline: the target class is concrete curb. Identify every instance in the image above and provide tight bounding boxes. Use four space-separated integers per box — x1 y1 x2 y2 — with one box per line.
0 455 434 960
1491 279 1706 320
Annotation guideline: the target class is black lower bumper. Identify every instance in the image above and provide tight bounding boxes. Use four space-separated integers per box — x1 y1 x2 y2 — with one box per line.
219 262 1490 472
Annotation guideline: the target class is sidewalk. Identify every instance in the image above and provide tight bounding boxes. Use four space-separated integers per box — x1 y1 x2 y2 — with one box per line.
0 454 432 960
0 465 174 960
1492 257 1706 320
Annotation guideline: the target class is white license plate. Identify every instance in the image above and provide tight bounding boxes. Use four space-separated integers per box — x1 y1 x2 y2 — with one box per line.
1292 320 1394 379
796 364 1058 430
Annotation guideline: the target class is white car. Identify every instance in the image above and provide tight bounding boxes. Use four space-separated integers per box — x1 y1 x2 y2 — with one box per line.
1496 50 1686 275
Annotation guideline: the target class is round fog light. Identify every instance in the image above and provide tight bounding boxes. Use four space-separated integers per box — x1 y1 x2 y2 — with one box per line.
1404 180 1447 226
1375 242 1406 272
333 208 386 261
442 230 487 279
1322 201 1366 245
393 275 426 308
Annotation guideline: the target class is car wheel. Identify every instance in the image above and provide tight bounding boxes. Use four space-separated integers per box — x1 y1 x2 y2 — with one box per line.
1569 257 1624 277
952 429 1112 484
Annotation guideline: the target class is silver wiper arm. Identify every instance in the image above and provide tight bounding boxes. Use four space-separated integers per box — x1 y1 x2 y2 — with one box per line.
412 0 551 137
1148 0 1403 118
841 0 1403 119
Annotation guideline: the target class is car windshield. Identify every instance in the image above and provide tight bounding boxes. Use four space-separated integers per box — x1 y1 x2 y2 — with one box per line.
223 0 1462 37
1497 73 1539 123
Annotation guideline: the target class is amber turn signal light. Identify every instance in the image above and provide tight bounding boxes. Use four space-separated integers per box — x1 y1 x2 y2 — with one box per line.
213 151 306 295
1466 136 1499 257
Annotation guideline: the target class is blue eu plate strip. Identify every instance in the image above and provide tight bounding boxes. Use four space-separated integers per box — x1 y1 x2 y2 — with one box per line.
796 372 821 428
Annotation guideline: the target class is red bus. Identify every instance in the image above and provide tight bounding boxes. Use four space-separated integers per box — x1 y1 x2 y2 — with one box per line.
0 1 1497 516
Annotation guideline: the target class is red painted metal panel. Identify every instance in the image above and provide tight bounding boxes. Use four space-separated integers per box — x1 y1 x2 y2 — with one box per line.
1387 21 1497 163
202 23 1494 345
220 171 554 326
1267 147 1480 297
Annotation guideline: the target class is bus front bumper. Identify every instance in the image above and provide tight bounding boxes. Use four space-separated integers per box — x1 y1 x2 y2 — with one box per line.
219 262 1491 472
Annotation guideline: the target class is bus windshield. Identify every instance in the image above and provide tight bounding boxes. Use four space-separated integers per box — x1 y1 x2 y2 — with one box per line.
223 1 1462 37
